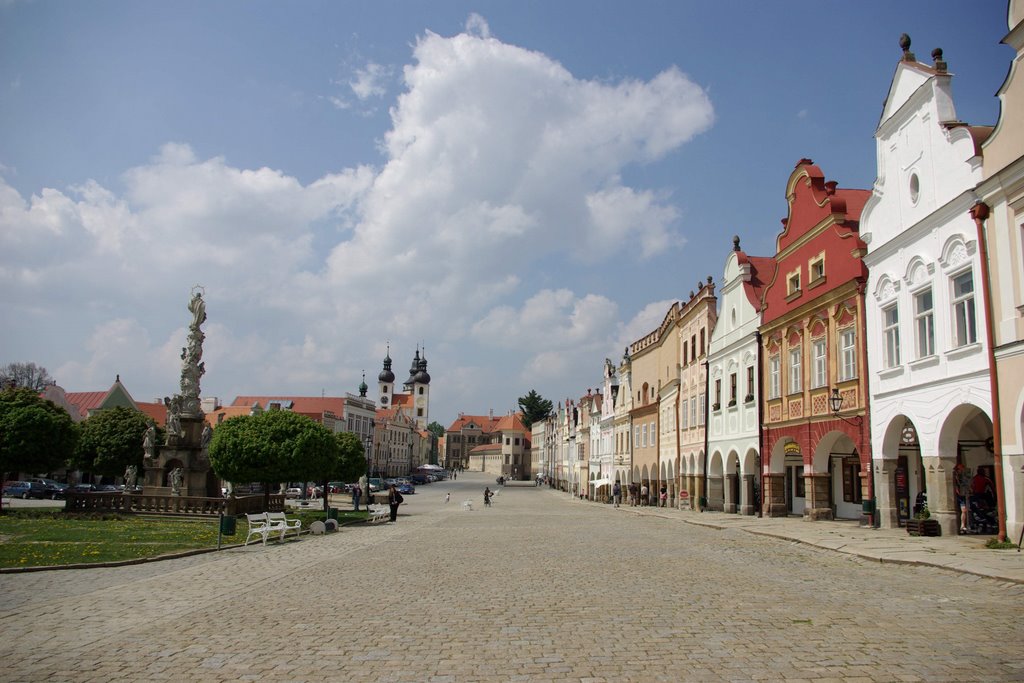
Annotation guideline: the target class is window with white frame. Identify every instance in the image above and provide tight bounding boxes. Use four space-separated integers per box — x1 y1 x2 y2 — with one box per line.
698 393 705 424
649 421 656 447
634 426 639 449
769 355 781 398
746 366 754 399
951 270 977 348
641 423 647 448
788 347 802 394
914 288 935 358
839 329 857 380
810 255 825 282
681 398 689 429
690 396 698 426
883 303 900 367
812 339 826 388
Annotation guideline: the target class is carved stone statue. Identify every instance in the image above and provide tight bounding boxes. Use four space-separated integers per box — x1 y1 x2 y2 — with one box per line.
176 290 208 417
142 424 156 461
164 396 183 444
169 467 184 495
201 423 212 449
123 465 137 493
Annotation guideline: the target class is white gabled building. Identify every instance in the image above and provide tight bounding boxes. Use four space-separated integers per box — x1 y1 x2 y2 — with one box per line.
706 236 773 515
862 35 995 535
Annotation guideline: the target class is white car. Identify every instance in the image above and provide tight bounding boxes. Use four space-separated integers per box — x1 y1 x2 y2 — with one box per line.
284 487 303 499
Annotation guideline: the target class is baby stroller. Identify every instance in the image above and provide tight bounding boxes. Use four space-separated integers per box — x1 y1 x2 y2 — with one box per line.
968 496 999 534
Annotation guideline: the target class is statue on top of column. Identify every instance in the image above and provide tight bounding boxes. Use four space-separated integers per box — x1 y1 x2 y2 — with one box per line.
176 288 207 418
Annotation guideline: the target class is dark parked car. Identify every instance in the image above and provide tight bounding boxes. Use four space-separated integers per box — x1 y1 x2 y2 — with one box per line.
397 483 415 495
29 478 68 500
71 483 98 493
3 481 48 499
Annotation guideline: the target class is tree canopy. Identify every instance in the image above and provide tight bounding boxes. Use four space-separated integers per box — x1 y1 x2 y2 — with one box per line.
332 431 367 483
426 421 445 439
72 406 151 477
517 389 553 429
0 387 78 476
0 362 54 391
209 410 338 485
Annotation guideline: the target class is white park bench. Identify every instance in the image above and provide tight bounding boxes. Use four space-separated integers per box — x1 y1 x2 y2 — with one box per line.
367 504 390 523
244 511 301 545
267 511 302 539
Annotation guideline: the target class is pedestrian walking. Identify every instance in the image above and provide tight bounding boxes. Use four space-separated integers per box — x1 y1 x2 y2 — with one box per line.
387 485 404 522
659 485 667 507
640 483 649 506
484 487 492 507
351 484 362 511
612 481 621 508
445 492 451 503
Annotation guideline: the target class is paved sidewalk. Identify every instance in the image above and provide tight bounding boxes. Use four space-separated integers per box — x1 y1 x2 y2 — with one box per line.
595 497 1024 584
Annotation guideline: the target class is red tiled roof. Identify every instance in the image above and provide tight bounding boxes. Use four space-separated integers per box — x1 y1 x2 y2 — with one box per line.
493 413 528 434
230 395 347 417
64 391 108 416
391 393 412 407
135 401 166 428
470 442 501 454
446 414 501 432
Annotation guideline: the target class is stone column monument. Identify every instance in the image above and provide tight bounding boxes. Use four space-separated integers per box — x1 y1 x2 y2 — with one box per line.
143 288 219 497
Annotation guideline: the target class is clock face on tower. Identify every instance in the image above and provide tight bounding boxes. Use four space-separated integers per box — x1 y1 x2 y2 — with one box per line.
416 397 426 408
381 396 389 405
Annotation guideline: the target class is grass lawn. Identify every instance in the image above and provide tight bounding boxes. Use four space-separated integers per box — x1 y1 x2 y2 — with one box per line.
0 508 369 569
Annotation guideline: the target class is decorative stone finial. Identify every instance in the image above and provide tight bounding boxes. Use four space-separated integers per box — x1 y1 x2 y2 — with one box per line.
733 235 741 251
707 275 713 284
899 33 915 61
932 47 946 73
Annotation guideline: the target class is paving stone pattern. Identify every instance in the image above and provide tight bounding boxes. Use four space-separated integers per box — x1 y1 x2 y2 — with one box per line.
1 472 1022 682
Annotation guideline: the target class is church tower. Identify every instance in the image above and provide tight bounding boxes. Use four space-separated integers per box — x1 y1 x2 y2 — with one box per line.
378 346 395 408
411 349 431 429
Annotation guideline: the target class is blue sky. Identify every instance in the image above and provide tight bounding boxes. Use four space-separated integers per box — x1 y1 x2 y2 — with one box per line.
0 1 1013 427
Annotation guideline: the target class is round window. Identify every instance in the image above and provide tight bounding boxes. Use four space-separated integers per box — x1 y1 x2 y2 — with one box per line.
909 173 920 204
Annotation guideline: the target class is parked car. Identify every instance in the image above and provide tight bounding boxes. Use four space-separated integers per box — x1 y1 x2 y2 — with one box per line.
3 481 48 499
71 483 98 493
284 487 303 499
410 474 428 485
29 478 68 499
397 483 415 495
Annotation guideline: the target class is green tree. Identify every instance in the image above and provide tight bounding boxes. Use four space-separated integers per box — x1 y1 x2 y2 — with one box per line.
73 406 151 477
0 362 54 391
0 387 78 487
517 389 553 429
332 431 367 483
426 421 445 439
209 410 338 500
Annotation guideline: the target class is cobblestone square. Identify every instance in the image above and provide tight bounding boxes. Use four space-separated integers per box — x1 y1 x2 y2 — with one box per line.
1 472 1022 682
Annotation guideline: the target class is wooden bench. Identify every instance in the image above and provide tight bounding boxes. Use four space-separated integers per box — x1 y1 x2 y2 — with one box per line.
267 511 302 539
367 504 390 523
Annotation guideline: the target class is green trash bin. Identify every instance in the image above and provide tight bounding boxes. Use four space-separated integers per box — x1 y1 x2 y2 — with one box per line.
220 514 237 536
861 499 875 515
327 507 338 521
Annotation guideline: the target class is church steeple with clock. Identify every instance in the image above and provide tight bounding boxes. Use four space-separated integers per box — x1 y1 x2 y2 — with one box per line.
377 344 431 429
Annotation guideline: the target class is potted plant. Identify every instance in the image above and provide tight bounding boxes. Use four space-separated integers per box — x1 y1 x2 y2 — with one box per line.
744 394 754 403
906 503 941 536
712 402 721 411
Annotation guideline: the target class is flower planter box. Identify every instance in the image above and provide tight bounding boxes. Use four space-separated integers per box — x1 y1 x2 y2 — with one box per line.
906 518 941 536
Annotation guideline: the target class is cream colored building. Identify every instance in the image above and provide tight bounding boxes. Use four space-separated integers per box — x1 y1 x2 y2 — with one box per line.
978 0 1024 541
677 278 717 509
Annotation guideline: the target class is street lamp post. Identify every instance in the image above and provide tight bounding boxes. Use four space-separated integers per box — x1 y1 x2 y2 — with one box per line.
363 419 375 513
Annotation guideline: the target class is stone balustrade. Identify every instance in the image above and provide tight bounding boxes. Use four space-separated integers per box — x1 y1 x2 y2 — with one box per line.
64 493 286 515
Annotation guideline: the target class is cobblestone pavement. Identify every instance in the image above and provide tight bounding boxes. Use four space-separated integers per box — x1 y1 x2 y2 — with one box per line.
1 472 1023 682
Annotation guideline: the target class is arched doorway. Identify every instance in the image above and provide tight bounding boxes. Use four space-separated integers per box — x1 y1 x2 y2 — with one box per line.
813 431 860 521
937 405 995 536
767 438 803 517
724 450 741 513
741 447 759 516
